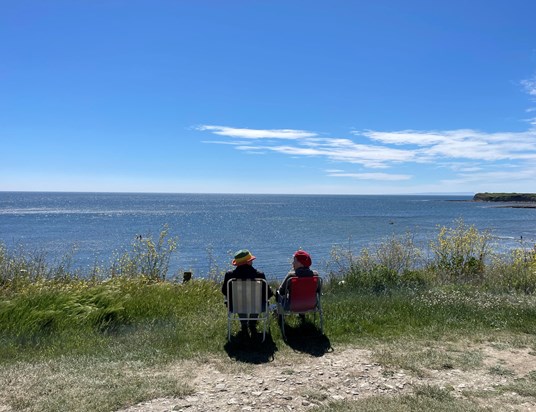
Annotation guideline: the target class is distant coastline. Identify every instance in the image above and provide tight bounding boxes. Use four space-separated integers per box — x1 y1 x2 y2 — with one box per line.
473 193 536 208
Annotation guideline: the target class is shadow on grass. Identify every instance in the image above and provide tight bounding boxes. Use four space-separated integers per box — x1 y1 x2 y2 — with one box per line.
281 319 333 357
223 329 278 364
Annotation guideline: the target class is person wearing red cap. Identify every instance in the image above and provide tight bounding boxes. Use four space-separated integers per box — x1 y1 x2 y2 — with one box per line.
222 249 274 338
277 250 318 313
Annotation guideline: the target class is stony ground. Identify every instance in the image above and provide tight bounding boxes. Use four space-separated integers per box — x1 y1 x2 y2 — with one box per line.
119 339 536 412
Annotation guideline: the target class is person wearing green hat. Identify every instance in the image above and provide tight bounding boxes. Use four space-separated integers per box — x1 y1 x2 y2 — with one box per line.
222 249 274 338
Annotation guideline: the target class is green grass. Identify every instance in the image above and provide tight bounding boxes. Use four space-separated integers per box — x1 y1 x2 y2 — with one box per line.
0 278 226 362
323 287 536 342
1 278 535 411
1 220 536 411
312 385 487 411
2 278 535 365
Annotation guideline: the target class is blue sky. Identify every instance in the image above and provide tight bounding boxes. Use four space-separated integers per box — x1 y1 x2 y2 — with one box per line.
1 1 536 194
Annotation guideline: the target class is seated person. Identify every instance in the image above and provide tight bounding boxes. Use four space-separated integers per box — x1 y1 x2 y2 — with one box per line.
277 250 318 311
222 249 274 337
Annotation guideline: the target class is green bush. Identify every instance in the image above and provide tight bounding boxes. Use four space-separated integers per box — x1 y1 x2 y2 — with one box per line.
429 219 492 284
327 233 427 293
109 225 178 281
487 248 536 293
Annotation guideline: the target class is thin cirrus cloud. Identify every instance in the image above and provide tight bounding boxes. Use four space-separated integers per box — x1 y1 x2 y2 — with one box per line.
326 171 412 181
196 125 316 139
360 129 536 162
197 125 417 169
198 124 536 164
197 122 536 182
522 76 536 97
441 167 536 186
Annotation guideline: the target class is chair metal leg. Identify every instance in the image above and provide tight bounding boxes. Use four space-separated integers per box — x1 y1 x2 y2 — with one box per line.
261 315 267 342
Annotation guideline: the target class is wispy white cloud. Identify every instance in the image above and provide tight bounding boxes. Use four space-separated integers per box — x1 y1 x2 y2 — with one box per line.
199 125 418 169
250 140 416 168
197 123 536 185
441 166 536 186
196 125 317 139
521 74 536 128
441 162 483 173
200 124 536 165
360 130 446 146
326 171 412 181
360 129 536 161
522 76 536 97
201 140 244 145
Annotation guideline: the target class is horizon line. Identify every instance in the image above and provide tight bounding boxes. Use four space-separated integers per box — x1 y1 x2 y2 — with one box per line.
0 190 477 196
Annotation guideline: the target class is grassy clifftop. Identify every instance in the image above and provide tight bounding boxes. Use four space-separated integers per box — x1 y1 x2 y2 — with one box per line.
473 192 536 202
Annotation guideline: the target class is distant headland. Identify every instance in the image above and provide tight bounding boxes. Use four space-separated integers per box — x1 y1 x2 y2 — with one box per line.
473 193 536 208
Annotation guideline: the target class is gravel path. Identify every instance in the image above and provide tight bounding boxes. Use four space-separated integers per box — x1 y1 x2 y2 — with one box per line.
118 342 536 412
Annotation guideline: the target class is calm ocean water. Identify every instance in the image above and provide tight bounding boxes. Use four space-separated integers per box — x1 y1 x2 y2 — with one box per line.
1 192 535 281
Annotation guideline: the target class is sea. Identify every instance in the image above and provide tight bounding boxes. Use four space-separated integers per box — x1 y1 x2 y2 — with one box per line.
1 192 535 281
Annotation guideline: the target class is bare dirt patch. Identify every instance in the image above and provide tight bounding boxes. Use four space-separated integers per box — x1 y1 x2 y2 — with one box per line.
118 343 536 412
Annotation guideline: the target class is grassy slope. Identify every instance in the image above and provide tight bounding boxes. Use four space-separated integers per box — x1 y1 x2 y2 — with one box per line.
1 279 535 411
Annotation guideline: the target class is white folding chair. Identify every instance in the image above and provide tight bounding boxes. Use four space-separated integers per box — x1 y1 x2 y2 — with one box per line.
226 278 269 342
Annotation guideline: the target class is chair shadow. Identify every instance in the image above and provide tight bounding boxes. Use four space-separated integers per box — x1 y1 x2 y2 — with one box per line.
224 329 278 364
281 319 333 357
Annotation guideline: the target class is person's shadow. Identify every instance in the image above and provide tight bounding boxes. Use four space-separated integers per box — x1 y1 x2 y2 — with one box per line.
280 319 332 357
224 329 278 364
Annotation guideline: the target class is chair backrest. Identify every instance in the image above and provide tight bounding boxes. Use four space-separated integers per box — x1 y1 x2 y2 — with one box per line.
227 278 267 314
288 276 321 312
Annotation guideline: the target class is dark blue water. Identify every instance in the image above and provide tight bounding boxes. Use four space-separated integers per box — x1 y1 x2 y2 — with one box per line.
1 192 535 280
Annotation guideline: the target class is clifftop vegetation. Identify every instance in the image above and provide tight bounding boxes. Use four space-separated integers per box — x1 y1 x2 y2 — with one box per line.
473 192 536 202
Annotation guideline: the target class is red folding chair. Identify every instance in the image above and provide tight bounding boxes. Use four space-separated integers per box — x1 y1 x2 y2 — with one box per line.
277 276 323 339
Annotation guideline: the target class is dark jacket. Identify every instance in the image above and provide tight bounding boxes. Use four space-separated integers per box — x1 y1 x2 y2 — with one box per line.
222 264 274 299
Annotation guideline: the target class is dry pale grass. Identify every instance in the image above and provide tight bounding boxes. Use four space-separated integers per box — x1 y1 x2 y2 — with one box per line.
1 339 536 412
0 356 193 412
